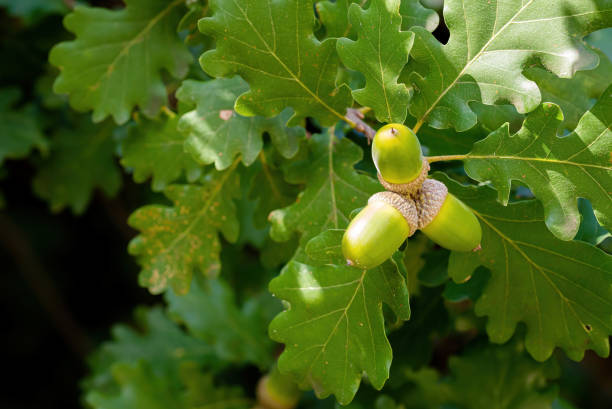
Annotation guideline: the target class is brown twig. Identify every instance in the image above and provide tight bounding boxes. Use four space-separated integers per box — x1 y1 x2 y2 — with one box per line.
0 214 92 359
345 108 376 143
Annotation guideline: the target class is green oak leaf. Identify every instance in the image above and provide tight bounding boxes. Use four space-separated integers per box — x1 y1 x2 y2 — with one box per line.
120 116 203 191
470 102 525 134
525 48 612 130
86 307 215 389
87 361 249 409
269 229 411 404
337 0 415 123
180 365 251 409
406 0 611 131
444 342 559 409
399 0 439 32
165 274 277 368
0 0 67 23
49 0 192 124
432 173 612 362
400 341 559 409
176 78 304 170
575 199 611 246
317 0 361 39
463 88 612 241
0 88 47 165
87 362 184 409
269 132 380 245
32 119 121 214
317 0 438 39
249 149 300 229
199 0 353 126
128 165 241 294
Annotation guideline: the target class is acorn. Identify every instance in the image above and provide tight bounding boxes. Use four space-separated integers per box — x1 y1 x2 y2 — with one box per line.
256 365 301 409
372 123 430 195
414 179 482 252
342 191 418 269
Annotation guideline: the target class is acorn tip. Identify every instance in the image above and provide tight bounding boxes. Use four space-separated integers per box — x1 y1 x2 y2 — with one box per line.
473 244 482 252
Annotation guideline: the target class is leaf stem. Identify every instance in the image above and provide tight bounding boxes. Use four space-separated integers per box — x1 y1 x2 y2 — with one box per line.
426 154 468 163
412 118 425 134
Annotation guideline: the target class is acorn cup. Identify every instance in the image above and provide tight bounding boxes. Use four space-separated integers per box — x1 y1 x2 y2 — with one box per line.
372 123 430 195
342 191 418 269
414 179 482 252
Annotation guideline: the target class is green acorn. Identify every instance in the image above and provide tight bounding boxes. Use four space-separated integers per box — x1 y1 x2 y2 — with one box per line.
415 179 482 252
342 191 418 269
256 365 300 409
372 123 429 194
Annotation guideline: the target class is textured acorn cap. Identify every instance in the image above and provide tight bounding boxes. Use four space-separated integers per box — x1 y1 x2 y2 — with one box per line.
377 158 430 195
368 191 418 236
413 179 448 229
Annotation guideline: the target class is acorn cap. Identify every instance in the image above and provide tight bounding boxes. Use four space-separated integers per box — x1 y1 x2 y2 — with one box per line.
413 179 448 229
377 158 430 195
368 191 418 235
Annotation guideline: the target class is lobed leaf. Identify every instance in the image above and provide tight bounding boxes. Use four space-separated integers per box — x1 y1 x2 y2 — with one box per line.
269 229 411 404
199 0 353 126
86 361 248 409
248 149 300 229
317 0 362 39
32 119 121 214
165 274 277 368
464 87 612 240
433 173 612 362
0 88 47 165
525 47 612 130
269 131 380 245
176 78 304 170
317 0 439 39
444 342 560 409
86 307 215 388
50 0 192 124
406 0 612 131
120 116 203 191
400 341 559 409
399 0 439 32
128 165 241 294
337 0 414 123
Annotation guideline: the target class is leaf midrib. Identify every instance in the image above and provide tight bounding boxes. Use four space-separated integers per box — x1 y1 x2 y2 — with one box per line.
473 210 593 344
301 268 367 385
92 0 184 90
229 0 349 123
157 159 240 257
414 0 536 129
467 154 611 171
